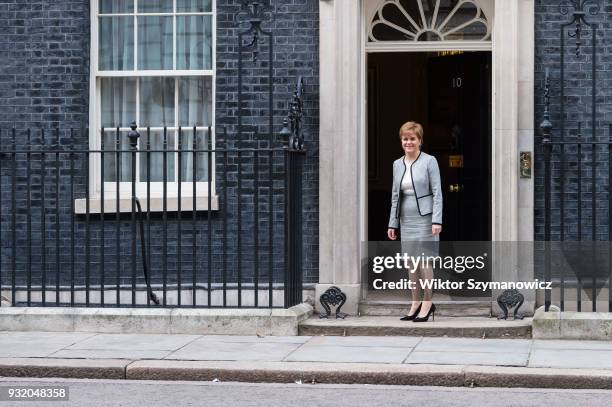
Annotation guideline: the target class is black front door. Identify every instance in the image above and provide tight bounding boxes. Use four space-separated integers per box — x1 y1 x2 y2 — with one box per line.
427 52 491 241
367 51 491 242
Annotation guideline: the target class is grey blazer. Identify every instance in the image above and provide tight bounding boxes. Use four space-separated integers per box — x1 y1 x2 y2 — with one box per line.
388 151 443 228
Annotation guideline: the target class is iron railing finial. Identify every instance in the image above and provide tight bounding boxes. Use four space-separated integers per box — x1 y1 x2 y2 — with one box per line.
281 77 305 150
128 121 139 150
540 68 553 144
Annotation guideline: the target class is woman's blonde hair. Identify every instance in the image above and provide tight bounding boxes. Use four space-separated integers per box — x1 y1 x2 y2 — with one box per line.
398 121 423 142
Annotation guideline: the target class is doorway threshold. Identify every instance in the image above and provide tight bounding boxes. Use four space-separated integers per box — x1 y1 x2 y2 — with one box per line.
361 291 492 317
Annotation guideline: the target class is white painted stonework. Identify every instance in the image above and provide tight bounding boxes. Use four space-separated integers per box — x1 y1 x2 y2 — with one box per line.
317 0 535 314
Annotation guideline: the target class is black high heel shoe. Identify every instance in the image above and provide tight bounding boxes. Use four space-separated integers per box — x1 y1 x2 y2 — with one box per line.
413 303 436 322
400 303 422 321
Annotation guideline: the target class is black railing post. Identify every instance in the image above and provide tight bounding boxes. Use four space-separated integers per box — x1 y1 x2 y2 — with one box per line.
41 129 46 306
284 147 305 308
541 68 553 312
115 126 121 306
0 129 3 307
84 128 90 307
26 128 31 306
55 128 60 306
11 128 16 306
128 122 139 306
609 123 612 313
100 127 105 306
126 122 159 306
177 126 183 307
192 125 198 308
281 77 306 307
283 148 289 308
206 126 212 307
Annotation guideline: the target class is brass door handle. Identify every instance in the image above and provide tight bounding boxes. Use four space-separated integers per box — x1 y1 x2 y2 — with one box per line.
448 184 464 193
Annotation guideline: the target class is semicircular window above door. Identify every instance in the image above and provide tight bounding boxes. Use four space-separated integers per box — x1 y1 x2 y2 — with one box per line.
368 0 491 42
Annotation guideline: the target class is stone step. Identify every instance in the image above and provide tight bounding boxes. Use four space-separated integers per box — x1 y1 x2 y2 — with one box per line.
358 300 492 317
298 316 532 338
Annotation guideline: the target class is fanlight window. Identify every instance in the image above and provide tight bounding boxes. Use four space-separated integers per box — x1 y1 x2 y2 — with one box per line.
369 0 491 42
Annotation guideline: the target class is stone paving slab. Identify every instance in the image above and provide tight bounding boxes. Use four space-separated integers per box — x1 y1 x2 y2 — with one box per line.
306 335 421 348
48 349 174 360
165 339 302 362
0 332 97 358
406 351 529 367
414 337 532 353
64 333 200 351
528 349 612 369
284 345 412 364
189 335 311 344
532 339 612 351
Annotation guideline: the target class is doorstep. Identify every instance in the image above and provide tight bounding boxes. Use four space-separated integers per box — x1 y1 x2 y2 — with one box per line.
358 299 492 317
299 315 532 338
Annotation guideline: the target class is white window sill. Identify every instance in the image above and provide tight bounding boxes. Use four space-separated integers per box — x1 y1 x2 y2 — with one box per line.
74 196 219 214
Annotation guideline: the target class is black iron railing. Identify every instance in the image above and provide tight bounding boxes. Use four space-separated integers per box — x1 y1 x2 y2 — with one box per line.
0 1 309 309
0 125 304 309
539 1 611 312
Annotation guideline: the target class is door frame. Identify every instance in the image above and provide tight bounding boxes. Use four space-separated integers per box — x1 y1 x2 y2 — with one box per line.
316 0 535 315
360 0 493 249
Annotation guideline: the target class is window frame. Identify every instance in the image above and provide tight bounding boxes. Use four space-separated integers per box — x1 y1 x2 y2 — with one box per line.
88 0 217 204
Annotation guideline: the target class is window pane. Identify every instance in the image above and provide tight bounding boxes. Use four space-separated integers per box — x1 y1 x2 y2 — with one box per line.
99 16 134 70
178 77 212 126
99 0 134 14
176 15 212 70
139 77 175 127
137 0 173 13
139 130 176 182
137 16 173 70
102 130 133 182
100 77 136 127
180 129 209 182
177 0 212 12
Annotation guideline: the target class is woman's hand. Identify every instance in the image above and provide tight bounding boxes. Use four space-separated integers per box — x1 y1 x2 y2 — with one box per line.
387 228 398 240
432 224 442 236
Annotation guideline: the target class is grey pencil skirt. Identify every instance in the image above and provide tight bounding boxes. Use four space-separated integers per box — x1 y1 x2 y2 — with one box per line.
400 191 439 258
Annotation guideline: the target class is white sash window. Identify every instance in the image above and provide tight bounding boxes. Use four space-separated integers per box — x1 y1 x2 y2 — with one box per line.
88 0 216 210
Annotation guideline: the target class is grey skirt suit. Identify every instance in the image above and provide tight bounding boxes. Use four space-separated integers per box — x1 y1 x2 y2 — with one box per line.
388 152 443 257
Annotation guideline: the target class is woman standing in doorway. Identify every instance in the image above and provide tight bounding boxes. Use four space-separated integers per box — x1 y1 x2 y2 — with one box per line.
387 121 443 322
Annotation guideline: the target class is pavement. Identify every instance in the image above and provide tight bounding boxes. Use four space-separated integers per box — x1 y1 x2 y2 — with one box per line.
1 331 612 389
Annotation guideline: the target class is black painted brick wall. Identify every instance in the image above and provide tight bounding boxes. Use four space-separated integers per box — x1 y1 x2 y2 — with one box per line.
0 0 320 295
216 0 319 284
535 0 612 241
0 0 89 129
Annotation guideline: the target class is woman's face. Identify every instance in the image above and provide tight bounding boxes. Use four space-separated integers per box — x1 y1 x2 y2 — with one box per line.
400 132 420 155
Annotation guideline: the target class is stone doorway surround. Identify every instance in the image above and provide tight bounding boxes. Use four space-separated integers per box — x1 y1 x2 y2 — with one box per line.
316 0 535 315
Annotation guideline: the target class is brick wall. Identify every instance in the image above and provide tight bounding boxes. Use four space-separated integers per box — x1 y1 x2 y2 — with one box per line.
0 0 320 298
216 0 319 284
534 0 612 241
0 0 89 129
